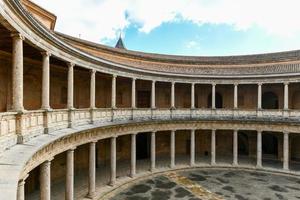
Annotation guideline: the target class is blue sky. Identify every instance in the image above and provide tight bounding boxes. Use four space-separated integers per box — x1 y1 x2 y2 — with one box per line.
32 0 300 56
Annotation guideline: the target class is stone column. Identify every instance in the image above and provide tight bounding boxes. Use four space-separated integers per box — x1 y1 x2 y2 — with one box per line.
88 142 96 198
11 33 24 112
110 137 117 185
131 78 136 109
257 83 262 110
284 82 289 110
256 131 262 168
151 80 156 109
40 160 52 200
170 130 176 168
90 70 96 109
41 52 51 110
17 175 28 200
283 132 289 170
151 131 156 172
131 133 136 177
211 129 216 165
234 83 238 109
190 129 195 166
67 63 74 109
111 75 117 109
66 149 75 200
171 82 175 109
233 130 238 166
191 83 195 109
212 83 216 109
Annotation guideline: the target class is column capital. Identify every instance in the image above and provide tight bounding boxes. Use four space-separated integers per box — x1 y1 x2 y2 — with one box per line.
112 74 117 78
211 129 217 132
234 129 239 133
212 82 216 86
11 33 25 40
69 147 77 151
283 131 289 135
41 51 51 57
132 77 137 81
257 130 263 134
152 80 156 83
171 81 176 85
151 131 157 134
67 62 75 68
284 82 289 86
90 69 96 74
191 82 196 86
234 82 239 86
258 82 263 86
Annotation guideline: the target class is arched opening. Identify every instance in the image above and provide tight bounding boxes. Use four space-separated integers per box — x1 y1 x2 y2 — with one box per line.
238 132 249 156
262 134 278 158
207 92 223 108
262 92 279 109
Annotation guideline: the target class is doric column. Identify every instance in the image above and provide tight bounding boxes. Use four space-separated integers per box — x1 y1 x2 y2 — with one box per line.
130 133 136 177
66 149 75 200
283 132 289 170
171 82 175 109
110 137 117 185
41 52 51 110
284 82 289 110
90 70 96 109
151 131 156 172
170 130 176 168
40 159 52 200
212 83 216 109
234 83 238 109
11 33 24 112
257 83 262 110
211 129 216 165
151 80 156 109
190 129 195 166
17 175 28 200
256 131 262 168
88 142 96 198
67 63 74 109
111 75 117 109
233 130 238 166
191 83 195 109
131 78 136 109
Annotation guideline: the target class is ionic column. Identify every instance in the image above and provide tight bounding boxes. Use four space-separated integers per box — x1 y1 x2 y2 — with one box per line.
283 132 289 170
66 149 75 200
284 82 289 110
41 52 51 110
130 133 136 177
170 130 176 168
111 75 117 109
211 129 216 165
132 78 136 109
191 83 195 109
233 130 238 166
257 83 262 110
11 33 24 112
110 137 117 185
17 175 28 200
190 129 195 166
256 131 262 168
234 83 238 109
40 159 52 200
67 63 74 109
90 70 96 109
171 82 175 109
88 142 96 198
151 131 156 172
212 83 216 109
151 81 156 109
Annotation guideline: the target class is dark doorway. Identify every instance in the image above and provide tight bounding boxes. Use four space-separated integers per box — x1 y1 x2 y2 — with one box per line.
262 92 279 109
208 92 223 108
238 132 249 156
136 133 150 160
262 134 278 157
137 91 151 108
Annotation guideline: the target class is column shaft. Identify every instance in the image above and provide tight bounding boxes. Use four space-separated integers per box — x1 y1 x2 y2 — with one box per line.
191 83 195 109
17 180 25 200
132 78 136 109
257 131 262 168
66 149 74 200
234 84 238 109
258 84 262 109
283 132 289 170
88 142 96 198
90 70 96 109
67 63 74 109
233 130 238 165
170 130 176 168
131 134 136 177
212 84 216 109
110 137 117 185
151 81 156 109
111 75 117 108
41 52 50 110
284 83 289 110
40 160 51 200
190 129 195 166
211 130 216 165
171 82 175 108
151 132 156 171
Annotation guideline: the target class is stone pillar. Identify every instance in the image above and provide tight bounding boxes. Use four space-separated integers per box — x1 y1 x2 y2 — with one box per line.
151 80 156 109
284 82 289 110
151 131 156 172
234 83 238 109
256 131 262 168
111 75 117 109
90 70 96 109
233 130 238 166
211 129 216 165
212 83 216 109
131 133 136 177
67 63 74 109
110 137 117 186
66 149 75 200
171 82 175 109
17 175 28 200
283 132 289 170
191 83 195 109
40 160 52 200
88 142 96 198
11 33 24 112
257 83 262 110
170 130 176 168
41 52 51 110
190 129 195 166
132 78 136 109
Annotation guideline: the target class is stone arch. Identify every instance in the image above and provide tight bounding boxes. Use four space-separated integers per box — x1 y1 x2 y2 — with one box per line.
262 91 279 109
207 92 223 108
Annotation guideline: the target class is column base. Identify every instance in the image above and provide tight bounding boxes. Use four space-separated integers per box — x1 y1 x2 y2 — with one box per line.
86 192 95 199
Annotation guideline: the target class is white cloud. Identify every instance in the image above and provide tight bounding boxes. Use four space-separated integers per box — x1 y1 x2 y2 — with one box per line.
186 41 200 49
31 0 300 43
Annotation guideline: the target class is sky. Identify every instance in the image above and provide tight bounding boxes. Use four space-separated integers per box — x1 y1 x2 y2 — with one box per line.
32 0 300 56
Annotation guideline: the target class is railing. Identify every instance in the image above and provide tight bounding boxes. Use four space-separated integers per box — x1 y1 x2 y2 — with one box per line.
0 107 299 154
